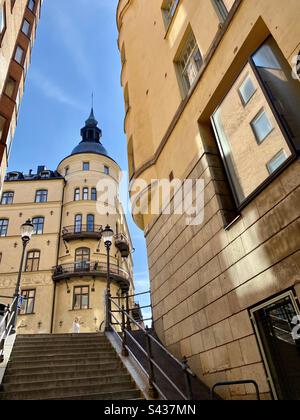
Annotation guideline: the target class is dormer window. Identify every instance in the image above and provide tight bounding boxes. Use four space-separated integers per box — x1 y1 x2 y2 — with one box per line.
40 171 51 179
7 172 19 181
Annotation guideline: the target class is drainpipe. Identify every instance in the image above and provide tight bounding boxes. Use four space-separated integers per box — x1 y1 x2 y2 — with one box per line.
50 179 66 334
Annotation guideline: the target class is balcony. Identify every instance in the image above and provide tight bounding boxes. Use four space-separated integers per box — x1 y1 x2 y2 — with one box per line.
62 225 103 242
115 233 130 258
52 260 130 290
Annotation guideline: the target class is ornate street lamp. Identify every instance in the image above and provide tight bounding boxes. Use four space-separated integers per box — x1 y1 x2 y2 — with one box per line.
102 225 114 331
12 220 34 331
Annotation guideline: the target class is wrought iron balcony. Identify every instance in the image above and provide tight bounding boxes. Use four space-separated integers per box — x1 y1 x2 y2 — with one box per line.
52 261 130 290
62 225 103 242
115 233 130 257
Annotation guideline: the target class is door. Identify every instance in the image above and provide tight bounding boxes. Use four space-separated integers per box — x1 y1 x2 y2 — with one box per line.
251 292 300 400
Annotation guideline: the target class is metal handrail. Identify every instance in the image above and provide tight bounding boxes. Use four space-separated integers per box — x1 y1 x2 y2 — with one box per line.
52 261 130 281
0 296 18 363
114 233 130 242
108 296 196 400
211 380 260 400
62 225 103 235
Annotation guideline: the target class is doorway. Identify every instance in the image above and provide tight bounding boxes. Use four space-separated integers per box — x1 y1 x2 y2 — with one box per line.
251 291 300 400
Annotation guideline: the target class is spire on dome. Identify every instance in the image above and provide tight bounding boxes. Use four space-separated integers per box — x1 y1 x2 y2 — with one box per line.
85 107 98 127
70 108 108 157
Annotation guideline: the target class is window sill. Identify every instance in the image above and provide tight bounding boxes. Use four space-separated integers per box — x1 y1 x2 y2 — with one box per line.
69 308 92 312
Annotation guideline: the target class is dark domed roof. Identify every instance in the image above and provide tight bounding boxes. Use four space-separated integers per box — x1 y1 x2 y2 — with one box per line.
71 141 108 156
71 108 109 157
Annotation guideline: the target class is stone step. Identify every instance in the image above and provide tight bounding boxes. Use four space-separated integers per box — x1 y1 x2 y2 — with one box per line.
7 354 119 369
47 389 142 401
12 346 115 357
0 381 139 400
9 350 116 363
17 333 104 339
13 342 112 352
5 361 123 377
2 373 132 392
14 336 108 346
4 365 128 384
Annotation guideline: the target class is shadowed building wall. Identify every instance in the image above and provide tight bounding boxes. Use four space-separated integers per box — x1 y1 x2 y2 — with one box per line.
117 0 300 400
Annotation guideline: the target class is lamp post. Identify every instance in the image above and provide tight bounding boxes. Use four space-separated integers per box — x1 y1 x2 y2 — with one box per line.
102 225 114 332
12 220 34 331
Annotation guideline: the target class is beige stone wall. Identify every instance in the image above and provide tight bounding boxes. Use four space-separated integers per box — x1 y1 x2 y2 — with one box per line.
118 0 300 399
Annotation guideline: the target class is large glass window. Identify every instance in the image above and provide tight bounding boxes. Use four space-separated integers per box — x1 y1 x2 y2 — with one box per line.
1 191 14 205
25 250 40 272
0 219 8 237
20 290 35 315
73 286 89 310
32 217 44 235
252 38 300 152
211 38 299 207
35 190 48 203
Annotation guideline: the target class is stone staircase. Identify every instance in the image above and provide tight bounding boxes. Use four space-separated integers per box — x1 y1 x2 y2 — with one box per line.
0 333 142 400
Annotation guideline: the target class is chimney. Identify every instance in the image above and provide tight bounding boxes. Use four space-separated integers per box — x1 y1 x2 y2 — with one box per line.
37 165 45 175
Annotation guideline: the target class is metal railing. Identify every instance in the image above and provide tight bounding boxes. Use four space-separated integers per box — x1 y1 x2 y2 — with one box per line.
108 294 196 400
62 225 103 238
0 296 17 364
211 380 260 400
53 261 130 282
114 233 130 243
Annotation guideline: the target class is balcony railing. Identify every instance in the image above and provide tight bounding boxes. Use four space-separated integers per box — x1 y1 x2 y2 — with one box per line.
62 225 103 242
115 233 130 257
52 261 130 290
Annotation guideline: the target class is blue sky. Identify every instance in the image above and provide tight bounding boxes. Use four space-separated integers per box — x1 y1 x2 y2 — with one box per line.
9 0 151 315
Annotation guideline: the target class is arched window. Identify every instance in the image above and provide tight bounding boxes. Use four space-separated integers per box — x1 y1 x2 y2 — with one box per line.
74 214 82 233
91 188 97 201
75 247 90 271
0 219 9 237
32 217 44 235
1 191 14 205
83 187 89 200
25 250 40 272
87 215 94 232
74 188 80 201
35 190 48 203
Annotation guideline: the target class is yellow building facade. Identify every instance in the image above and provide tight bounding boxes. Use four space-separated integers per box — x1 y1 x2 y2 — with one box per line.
117 0 300 400
0 0 43 190
0 110 134 335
